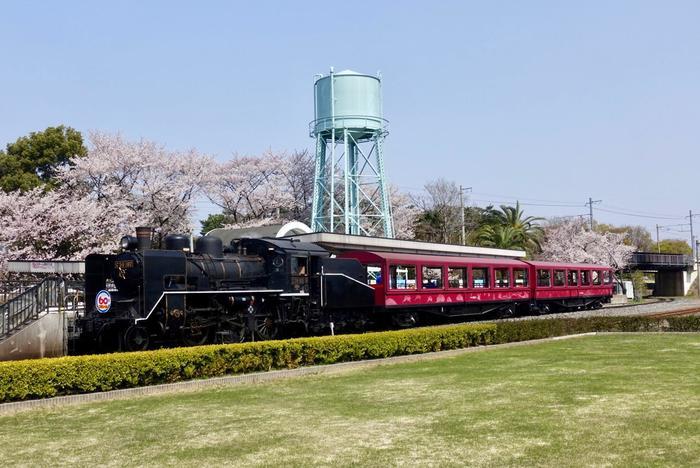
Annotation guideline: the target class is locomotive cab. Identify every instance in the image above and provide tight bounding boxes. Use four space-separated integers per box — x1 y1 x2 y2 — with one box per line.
235 237 330 294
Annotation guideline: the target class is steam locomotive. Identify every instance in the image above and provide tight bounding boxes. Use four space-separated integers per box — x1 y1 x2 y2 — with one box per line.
76 227 374 352
76 228 615 353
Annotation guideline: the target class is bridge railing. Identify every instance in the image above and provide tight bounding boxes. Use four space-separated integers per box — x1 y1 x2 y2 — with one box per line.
629 252 694 268
0 278 66 338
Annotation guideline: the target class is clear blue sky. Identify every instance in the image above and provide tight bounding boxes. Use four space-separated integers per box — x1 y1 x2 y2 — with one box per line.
1 1 698 243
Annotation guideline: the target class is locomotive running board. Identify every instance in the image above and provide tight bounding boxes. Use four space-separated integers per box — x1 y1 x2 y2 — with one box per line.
135 289 284 325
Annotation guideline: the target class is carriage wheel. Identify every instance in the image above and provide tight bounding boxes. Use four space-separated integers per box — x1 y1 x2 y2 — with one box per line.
500 306 515 319
124 325 150 352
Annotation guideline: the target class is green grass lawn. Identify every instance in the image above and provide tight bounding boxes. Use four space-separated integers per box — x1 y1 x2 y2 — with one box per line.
2 334 699 467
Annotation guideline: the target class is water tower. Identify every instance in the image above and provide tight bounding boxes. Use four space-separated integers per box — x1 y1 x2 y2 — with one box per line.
309 68 394 237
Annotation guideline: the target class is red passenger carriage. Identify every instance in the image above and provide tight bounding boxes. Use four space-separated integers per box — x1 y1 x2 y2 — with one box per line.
339 251 614 321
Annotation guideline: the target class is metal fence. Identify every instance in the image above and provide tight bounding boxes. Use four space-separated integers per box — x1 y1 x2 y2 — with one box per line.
0 278 66 338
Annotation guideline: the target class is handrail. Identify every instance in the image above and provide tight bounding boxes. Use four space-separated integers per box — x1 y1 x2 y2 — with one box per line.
308 115 389 137
0 277 66 338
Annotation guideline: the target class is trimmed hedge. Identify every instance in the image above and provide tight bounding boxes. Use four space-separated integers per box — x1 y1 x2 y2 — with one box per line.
0 315 698 403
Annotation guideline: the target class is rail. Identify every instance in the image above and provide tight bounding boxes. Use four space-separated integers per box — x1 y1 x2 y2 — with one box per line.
0 278 66 338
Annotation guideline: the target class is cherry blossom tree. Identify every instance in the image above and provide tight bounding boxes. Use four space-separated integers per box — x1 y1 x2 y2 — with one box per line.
389 185 420 239
0 132 211 278
203 150 294 224
60 132 211 239
0 187 119 279
539 218 635 269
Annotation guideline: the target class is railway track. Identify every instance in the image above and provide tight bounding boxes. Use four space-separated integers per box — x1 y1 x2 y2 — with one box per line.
645 307 700 319
604 297 675 309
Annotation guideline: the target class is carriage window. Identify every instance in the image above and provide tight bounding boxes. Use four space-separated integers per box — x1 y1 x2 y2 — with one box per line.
592 270 601 285
580 270 590 285
472 267 489 288
537 269 551 287
448 267 467 288
390 265 417 290
422 266 443 289
603 270 611 284
494 268 510 288
514 269 528 287
567 270 578 286
365 264 382 285
553 270 566 287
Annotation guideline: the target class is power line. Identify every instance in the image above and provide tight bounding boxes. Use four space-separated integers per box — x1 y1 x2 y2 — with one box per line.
399 186 689 221
471 198 583 208
595 206 683 220
470 191 582 205
599 203 685 219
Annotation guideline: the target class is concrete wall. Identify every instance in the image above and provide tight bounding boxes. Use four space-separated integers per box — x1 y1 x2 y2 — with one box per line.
650 266 697 297
684 267 698 296
655 270 685 296
0 312 66 361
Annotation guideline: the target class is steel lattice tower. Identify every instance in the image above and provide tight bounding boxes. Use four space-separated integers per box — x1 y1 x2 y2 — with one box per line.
309 68 394 237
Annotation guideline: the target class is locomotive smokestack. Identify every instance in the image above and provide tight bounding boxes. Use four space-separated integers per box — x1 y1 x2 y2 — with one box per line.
135 226 153 250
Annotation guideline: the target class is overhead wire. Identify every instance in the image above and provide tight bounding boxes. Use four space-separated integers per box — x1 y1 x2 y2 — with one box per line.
359 185 693 224
471 198 584 208
595 206 684 220
470 191 583 206
598 203 686 219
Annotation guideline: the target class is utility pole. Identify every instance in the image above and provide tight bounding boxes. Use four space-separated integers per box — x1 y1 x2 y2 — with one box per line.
586 197 602 230
689 210 696 259
696 240 700 297
655 224 660 253
459 186 472 245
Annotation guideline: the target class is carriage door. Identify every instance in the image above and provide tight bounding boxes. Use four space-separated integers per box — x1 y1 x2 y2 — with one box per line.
291 256 309 293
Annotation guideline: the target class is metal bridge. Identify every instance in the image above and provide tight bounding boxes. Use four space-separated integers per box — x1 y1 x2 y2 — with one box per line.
627 252 694 271
626 252 696 297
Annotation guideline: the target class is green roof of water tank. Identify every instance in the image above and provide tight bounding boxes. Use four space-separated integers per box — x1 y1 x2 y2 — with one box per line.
313 70 385 136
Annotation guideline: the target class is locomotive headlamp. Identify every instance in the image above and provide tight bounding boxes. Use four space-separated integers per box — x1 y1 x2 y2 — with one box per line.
120 235 138 251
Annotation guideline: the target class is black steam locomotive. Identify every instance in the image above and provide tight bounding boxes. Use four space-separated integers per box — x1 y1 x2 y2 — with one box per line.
76 228 374 352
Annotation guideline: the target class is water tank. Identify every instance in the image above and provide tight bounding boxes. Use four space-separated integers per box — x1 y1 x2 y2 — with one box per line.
313 70 384 138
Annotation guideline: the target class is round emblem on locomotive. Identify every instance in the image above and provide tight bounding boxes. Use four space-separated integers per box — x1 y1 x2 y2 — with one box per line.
95 290 112 314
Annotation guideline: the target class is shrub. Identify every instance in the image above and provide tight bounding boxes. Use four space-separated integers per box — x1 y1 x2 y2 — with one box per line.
0 316 698 403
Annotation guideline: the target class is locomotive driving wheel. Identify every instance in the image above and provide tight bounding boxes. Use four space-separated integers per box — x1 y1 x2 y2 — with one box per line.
241 304 279 342
124 325 150 351
182 315 212 346
255 315 279 341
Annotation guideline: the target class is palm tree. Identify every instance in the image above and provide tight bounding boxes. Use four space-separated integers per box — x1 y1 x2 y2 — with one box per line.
476 202 544 253
476 224 523 249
